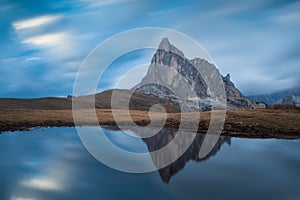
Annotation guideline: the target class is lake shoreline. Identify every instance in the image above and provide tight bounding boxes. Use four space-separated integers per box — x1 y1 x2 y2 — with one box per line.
1 105 299 139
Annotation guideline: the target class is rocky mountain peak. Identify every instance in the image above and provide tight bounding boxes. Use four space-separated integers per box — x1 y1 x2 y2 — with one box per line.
158 38 171 50
134 38 265 110
158 37 185 58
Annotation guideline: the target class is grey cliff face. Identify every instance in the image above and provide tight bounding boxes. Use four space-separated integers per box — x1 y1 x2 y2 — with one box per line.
221 74 265 108
133 38 265 110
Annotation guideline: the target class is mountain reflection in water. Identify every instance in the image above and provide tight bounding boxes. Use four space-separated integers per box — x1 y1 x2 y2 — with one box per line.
105 126 231 183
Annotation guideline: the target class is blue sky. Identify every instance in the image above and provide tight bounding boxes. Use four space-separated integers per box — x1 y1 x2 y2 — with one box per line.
0 0 300 97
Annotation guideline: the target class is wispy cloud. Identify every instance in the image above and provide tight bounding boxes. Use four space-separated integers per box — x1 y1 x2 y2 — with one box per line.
20 177 62 190
204 1 262 17
22 32 68 46
13 15 62 30
10 196 37 200
274 10 300 24
80 0 133 8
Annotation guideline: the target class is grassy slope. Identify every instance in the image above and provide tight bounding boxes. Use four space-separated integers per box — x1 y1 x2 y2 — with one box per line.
0 89 179 112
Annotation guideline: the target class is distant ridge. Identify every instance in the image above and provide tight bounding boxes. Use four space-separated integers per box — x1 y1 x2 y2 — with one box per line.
249 86 300 107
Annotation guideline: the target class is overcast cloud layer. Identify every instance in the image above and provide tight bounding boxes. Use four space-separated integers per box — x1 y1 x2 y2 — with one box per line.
0 0 300 97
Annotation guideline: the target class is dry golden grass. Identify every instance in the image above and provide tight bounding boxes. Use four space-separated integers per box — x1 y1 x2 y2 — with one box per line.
0 105 299 139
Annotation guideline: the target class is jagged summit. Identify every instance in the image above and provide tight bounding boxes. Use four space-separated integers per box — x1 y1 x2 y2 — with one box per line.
158 37 185 57
134 38 265 110
158 38 170 50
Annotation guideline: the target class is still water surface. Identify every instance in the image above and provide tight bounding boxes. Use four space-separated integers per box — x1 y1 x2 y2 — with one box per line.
0 127 299 200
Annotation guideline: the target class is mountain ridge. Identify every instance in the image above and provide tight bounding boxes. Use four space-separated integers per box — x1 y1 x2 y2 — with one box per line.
134 38 265 111
249 86 300 106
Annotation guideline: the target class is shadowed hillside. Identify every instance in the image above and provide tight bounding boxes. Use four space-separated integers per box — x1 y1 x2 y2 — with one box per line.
0 89 179 112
